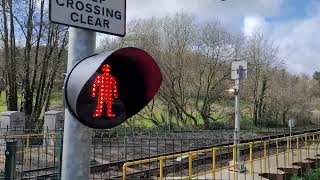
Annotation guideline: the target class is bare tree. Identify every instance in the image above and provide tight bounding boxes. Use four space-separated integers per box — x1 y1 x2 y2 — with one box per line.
0 0 68 128
190 22 234 128
0 0 18 111
98 14 315 129
243 33 282 126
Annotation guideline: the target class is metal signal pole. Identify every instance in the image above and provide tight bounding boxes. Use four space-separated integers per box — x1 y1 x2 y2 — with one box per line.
230 61 247 175
61 28 96 180
234 77 241 171
233 78 242 175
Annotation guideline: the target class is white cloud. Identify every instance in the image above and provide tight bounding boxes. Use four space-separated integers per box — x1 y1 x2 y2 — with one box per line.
270 12 320 75
243 16 268 37
96 0 320 75
126 0 283 26
98 0 284 44
239 1 320 75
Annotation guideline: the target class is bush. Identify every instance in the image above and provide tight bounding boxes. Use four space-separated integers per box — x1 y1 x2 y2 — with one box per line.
291 168 320 180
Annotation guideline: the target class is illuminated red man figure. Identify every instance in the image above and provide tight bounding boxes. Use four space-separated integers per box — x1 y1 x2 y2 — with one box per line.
91 64 118 118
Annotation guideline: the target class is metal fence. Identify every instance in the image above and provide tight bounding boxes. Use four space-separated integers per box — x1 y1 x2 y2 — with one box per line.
0 128 63 179
123 130 320 180
0 126 320 179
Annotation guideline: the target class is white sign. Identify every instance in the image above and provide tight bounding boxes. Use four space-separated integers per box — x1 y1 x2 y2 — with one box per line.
231 61 247 80
50 0 126 37
288 119 295 128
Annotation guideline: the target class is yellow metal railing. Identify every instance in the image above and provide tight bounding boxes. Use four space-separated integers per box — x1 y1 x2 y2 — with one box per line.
1 132 60 151
122 131 320 180
249 142 253 176
287 137 290 163
232 144 236 180
212 148 216 179
297 136 300 161
264 141 267 172
188 152 193 177
159 157 164 180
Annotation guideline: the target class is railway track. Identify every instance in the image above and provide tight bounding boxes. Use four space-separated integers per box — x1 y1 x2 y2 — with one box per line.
113 140 287 179
113 128 320 179
20 128 320 179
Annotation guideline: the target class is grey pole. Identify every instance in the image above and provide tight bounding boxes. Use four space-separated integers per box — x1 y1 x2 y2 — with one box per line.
234 77 243 174
234 78 240 153
61 28 95 180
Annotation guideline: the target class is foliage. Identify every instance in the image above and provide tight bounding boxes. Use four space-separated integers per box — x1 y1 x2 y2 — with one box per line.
0 92 6 112
100 14 317 129
0 4 318 129
0 91 63 113
0 0 68 128
313 71 320 81
291 168 320 180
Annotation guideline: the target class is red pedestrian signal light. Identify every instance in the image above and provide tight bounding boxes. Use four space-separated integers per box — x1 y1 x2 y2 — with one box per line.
91 64 119 118
64 47 162 129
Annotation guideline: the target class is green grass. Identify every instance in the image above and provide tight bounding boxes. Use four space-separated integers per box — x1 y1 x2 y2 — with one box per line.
0 90 258 130
49 91 63 110
0 97 7 112
124 110 237 130
0 92 6 112
0 91 64 113
291 168 320 180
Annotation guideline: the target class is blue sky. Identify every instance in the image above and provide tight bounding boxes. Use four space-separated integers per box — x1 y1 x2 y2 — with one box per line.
270 0 311 21
98 0 320 75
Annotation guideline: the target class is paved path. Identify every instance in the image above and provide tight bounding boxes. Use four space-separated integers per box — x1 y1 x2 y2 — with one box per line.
164 144 320 179
193 145 319 180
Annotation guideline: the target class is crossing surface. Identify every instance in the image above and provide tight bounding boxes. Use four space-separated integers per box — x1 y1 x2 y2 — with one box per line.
194 144 319 179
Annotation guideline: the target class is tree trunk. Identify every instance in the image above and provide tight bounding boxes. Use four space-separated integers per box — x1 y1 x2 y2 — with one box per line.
282 110 287 126
257 77 267 121
1 0 17 111
23 0 35 128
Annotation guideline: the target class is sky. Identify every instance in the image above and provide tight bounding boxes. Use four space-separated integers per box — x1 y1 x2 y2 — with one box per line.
99 0 320 75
